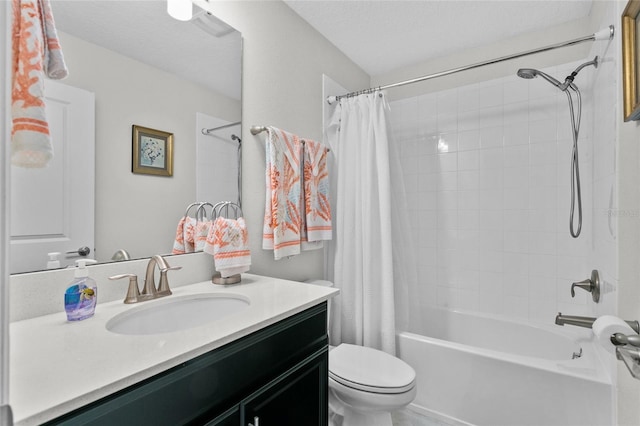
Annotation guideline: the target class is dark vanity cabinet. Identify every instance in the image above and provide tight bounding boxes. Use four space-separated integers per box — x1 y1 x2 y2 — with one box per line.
45 303 328 426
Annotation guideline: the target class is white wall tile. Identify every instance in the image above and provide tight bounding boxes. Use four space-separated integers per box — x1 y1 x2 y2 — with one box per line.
390 58 598 327
480 126 504 148
458 85 479 113
458 150 479 170
479 105 503 128
479 83 504 109
503 145 529 168
529 119 558 142
503 80 529 105
458 170 480 190
504 120 529 145
437 152 458 172
458 130 480 151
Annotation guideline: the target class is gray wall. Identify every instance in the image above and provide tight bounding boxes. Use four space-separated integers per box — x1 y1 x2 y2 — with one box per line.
196 0 370 281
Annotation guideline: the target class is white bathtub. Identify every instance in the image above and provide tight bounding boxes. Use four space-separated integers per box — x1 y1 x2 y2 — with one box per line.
396 308 613 426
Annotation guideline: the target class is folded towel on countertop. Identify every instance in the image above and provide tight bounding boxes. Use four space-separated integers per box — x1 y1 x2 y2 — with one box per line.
205 217 251 277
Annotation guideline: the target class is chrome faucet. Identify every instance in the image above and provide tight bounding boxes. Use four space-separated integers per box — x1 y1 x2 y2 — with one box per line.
555 312 640 334
109 255 181 304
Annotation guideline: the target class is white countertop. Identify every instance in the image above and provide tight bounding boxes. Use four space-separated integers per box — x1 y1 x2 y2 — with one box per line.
9 274 338 426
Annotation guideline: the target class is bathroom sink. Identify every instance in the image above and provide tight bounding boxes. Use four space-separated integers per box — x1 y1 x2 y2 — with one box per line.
106 293 250 335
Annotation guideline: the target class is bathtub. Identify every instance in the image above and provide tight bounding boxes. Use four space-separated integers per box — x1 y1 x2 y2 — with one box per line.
396 308 613 426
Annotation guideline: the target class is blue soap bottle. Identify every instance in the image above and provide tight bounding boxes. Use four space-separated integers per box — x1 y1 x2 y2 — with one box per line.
65 259 98 321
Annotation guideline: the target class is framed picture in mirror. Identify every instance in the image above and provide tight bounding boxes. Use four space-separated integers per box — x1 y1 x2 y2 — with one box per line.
622 0 640 121
132 125 173 176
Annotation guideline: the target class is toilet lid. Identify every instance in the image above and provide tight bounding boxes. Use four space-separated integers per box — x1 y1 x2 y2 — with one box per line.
329 344 416 394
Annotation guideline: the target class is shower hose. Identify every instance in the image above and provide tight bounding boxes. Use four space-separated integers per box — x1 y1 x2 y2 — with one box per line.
566 87 582 238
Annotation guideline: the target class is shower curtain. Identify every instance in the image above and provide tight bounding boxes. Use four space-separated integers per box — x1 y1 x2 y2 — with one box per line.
326 92 400 355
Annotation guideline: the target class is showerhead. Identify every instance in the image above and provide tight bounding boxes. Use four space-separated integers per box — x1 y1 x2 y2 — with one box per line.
516 68 563 88
516 68 537 79
516 56 599 92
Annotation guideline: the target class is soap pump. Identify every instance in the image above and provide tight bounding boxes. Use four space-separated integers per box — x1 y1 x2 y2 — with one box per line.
64 259 98 321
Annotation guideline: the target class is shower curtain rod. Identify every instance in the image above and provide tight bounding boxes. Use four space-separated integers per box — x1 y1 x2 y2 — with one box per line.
201 121 241 135
327 25 614 104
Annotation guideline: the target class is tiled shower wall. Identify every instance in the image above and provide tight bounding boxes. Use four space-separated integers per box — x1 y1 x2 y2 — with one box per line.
388 61 598 325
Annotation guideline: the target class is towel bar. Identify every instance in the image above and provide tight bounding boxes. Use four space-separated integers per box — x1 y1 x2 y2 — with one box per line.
251 125 331 152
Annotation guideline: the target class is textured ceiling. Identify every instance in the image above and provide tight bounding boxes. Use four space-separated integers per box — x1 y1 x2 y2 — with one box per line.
51 0 242 100
284 0 593 76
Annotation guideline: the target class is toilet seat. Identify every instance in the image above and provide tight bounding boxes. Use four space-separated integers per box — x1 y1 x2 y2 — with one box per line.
329 344 416 394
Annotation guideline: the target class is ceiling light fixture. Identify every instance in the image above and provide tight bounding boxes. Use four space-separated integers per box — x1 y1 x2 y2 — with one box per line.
167 0 192 21
191 10 235 38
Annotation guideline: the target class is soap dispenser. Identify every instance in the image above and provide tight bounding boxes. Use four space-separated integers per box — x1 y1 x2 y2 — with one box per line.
64 259 98 321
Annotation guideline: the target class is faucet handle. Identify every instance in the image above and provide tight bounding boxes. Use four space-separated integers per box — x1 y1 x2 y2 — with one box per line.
611 333 640 347
571 280 591 297
157 266 182 296
570 270 600 303
109 273 140 304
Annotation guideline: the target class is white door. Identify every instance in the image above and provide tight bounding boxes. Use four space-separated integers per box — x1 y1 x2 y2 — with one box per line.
10 80 95 273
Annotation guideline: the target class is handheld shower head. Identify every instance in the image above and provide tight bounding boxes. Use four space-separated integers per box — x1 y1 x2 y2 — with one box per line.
516 57 598 239
516 68 537 79
517 57 599 92
516 68 563 88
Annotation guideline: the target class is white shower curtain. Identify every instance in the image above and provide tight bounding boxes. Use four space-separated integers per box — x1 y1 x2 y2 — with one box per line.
327 92 397 355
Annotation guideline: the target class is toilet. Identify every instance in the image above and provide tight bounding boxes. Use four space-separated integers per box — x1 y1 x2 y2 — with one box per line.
306 280 417 426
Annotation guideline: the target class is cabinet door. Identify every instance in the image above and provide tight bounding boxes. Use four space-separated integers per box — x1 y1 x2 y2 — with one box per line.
241 348 328 426
205 406 240 426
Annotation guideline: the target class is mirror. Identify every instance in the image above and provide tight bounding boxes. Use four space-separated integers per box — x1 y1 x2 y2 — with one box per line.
9 1 242 274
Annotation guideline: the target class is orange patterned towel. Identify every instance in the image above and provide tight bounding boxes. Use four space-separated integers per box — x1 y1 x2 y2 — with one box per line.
171 216 187 254
11 0 68 168
303 139 332 242
262 126 304 259
204 217 251 277
195 219 211 252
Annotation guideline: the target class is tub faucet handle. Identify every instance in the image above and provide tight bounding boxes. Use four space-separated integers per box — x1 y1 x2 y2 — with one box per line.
611 333 640 347
570 270 600 303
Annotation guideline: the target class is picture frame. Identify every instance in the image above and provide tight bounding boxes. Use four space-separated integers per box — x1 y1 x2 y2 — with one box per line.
132 125 173 176
622 0 640 121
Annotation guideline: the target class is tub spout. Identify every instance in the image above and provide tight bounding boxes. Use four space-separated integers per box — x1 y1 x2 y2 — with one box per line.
555 313 595 329
555 313 640 333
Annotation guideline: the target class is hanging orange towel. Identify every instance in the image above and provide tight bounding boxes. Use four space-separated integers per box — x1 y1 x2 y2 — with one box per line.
171 217 187 254
11 0 68 168
262 127 304 260
303 139 332 242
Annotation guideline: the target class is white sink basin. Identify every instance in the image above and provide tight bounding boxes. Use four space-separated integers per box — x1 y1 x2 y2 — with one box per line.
106 293 250 335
